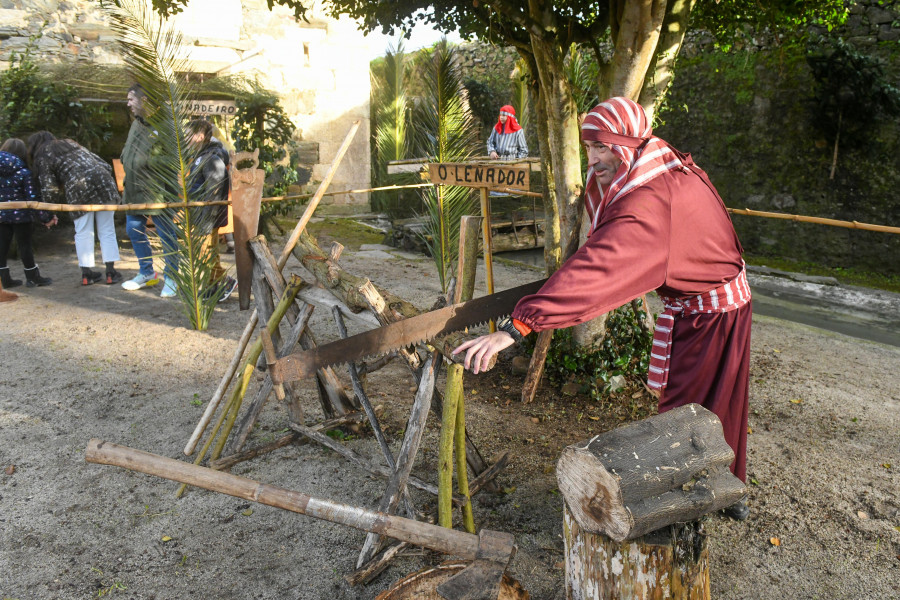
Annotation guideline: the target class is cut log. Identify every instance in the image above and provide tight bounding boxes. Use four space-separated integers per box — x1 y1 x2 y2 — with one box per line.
563 507 710 600
556 403 746 542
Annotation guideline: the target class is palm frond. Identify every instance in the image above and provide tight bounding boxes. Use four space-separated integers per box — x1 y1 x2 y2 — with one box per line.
564 43 600 114
409 39 481 292
106 0 223 330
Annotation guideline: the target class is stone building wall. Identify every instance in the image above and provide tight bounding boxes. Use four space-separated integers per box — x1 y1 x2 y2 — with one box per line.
0 0 372 206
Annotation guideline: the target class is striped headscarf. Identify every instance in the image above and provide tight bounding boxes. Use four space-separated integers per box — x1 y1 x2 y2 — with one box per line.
582 97 684 232
495 105 522 134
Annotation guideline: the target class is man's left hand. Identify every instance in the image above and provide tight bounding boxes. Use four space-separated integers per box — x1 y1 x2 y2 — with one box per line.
452 331 514 374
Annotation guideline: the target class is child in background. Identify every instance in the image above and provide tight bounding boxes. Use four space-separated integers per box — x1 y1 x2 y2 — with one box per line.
0 138 56 288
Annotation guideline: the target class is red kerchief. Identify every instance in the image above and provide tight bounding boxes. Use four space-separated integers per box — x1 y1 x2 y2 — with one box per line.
495 104 522 134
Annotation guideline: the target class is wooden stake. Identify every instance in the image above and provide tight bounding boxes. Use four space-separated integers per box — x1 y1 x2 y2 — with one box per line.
439 365 463 529
356 352 441 567
479 187 496 333
521 330 552 404
452 365 475 533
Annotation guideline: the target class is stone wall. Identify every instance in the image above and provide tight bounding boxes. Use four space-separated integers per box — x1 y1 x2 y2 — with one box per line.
658 0 900 274
0 0 373 206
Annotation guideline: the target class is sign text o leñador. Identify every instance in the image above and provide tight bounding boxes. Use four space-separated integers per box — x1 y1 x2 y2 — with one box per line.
428 162 530 190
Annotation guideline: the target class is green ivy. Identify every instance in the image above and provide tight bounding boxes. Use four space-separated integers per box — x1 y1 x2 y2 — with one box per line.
531 301 654 400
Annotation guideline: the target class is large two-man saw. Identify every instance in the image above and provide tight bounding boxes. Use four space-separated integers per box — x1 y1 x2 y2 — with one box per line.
268 278 547 385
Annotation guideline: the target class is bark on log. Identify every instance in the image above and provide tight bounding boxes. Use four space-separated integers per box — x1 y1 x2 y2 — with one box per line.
563 506 710 600
556 404 746 542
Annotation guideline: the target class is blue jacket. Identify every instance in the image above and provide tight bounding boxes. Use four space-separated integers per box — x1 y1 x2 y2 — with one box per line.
0 151 53 225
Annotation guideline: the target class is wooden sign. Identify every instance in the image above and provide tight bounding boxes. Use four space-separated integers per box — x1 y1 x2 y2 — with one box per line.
428 162 529 190
182 100 238 116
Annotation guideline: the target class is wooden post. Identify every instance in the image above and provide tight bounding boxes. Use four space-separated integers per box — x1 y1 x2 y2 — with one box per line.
557 404 746 598
521 330 552 404
356 352 441 567
438 366 461 529
479 187 495 333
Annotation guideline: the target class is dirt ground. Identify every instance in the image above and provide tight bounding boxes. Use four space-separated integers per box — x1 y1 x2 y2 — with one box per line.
1 221 898 600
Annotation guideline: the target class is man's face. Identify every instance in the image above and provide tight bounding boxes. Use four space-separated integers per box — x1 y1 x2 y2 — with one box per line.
498 114 508 125
584 140 622 187
126 91 145 117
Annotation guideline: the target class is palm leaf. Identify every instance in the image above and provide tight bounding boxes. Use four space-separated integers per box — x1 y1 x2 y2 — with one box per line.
106 0 222 330
410 39 481 292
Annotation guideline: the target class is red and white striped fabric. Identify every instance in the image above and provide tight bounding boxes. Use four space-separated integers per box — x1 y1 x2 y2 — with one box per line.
581 97 685 233
647 266 752 392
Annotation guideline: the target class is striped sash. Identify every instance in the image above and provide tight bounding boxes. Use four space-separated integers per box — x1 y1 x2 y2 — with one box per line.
647 266 751 392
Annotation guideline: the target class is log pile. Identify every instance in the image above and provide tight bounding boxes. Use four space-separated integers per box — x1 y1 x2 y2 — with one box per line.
557 404 746 599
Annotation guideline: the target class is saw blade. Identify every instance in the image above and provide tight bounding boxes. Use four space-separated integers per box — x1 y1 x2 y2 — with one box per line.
272 278 547 383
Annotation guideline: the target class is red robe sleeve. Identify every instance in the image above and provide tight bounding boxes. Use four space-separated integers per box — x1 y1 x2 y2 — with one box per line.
512 188 669 332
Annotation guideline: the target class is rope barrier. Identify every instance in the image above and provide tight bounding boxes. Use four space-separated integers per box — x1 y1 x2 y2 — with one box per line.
3 185 896 235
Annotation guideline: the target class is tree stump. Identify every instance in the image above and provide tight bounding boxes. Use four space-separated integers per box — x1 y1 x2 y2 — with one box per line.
557 404 746 599
563 509 710 599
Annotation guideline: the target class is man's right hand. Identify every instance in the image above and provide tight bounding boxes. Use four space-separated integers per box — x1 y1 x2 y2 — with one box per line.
489 151 499 159
452 331 515 374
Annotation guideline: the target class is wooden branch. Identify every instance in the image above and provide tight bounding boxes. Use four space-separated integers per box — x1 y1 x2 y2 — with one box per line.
557 404 746 542
248 236 355 419
184 122 359 456
346 541 411 586
467 451 510 497
185 314 256 455
289 422 465 506
521 330 552 404
357 353 441 567
230 303 314 454
291 229 495 487
211 407 380 472
332 306 415 523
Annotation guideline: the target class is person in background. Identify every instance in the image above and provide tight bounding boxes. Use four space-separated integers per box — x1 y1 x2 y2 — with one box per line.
186 118 237 301
120 83 171 294
0 138 57 289
26 132 122 286
487 104 528 160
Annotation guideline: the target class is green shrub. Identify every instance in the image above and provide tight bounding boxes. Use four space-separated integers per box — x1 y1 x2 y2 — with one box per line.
533 300 654 400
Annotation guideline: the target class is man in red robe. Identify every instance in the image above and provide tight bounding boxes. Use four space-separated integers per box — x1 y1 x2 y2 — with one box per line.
454 97 752 520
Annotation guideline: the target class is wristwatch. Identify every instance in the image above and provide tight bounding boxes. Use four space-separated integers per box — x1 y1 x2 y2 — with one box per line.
497 317 524 344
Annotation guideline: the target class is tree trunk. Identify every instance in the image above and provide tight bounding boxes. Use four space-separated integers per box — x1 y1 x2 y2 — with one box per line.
637 0 698 120
600 0 668 102
529 36 584 272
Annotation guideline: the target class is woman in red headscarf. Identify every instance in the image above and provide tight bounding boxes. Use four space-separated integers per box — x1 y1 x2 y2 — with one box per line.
456 97 752 520
487 105 528 159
